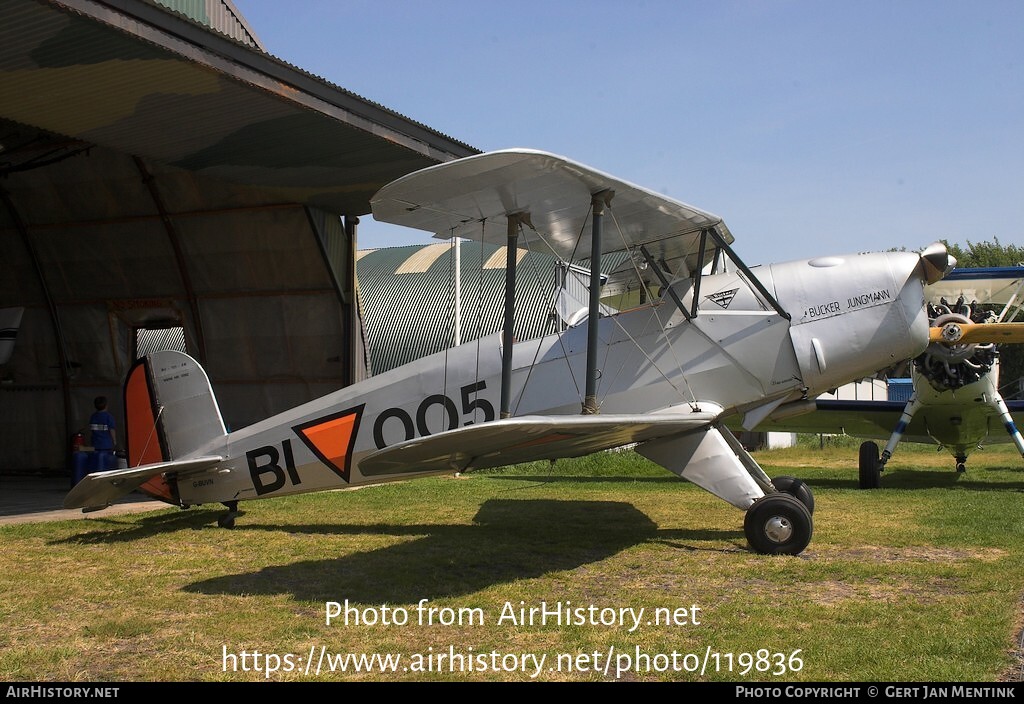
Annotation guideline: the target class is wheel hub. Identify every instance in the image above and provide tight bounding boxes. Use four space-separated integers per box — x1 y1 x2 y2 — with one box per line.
764 515 793 543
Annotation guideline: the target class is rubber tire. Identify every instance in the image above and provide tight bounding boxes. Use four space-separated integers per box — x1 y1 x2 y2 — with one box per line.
858 441 882 489
744 493 813 556
217 514 236 529
772 475 815 514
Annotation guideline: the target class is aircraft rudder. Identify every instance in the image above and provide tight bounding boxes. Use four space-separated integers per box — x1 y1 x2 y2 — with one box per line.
124 355 168 467
123 351 227 502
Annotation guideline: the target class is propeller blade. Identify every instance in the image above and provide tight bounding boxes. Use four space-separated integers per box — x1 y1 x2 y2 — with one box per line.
929 322 1024 345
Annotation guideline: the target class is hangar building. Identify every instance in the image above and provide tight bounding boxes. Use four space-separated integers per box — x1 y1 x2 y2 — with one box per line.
356 242 633 374
0 0 477 472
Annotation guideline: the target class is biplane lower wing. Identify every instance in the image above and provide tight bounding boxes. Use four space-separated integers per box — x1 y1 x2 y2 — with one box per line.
359 410 724 476
63 456 223 510
740 400 934 443
742 398 1024 446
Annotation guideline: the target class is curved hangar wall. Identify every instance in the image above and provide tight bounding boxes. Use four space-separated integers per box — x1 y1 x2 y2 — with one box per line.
0 135 360 471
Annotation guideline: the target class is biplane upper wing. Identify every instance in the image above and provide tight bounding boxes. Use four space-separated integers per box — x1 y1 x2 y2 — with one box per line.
370 148 732 279
359 410 723 477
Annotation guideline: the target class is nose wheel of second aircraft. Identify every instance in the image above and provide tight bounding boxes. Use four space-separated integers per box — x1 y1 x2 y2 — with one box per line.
744 493 813 555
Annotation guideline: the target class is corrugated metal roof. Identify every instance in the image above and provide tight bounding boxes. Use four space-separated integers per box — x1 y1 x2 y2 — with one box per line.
357 242 563 373
483 246 527 270
394 243 450 274
356 242 636 374
152 1 265 50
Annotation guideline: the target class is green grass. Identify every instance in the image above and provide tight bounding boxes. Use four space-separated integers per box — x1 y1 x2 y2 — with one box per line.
1 443 1022 682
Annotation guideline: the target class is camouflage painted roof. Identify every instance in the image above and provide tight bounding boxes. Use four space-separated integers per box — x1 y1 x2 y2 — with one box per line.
0 0 478 216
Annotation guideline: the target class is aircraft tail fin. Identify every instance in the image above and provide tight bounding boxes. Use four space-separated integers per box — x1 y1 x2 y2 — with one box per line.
124 351 227 501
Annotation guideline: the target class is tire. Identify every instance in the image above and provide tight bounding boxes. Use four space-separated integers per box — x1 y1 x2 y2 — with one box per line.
772 475 815 514
743 493 813 555
858 441 881 489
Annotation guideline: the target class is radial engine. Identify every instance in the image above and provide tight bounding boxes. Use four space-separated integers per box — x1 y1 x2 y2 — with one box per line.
913 296 997 391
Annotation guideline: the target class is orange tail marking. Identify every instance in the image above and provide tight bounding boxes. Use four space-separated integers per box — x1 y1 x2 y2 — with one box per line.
293 406 364 483
124 358 174 502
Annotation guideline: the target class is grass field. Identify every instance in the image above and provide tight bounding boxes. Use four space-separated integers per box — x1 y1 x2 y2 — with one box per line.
1 440 1022 682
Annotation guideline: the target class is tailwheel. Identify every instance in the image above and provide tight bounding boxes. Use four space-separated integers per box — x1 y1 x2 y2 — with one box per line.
217 501 240 529
858 441 882 489
956 454 967 473
743 493 813 556
771 475 814 514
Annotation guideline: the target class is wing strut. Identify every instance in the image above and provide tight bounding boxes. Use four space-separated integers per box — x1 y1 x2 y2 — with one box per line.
640 245 692 321
708 229 791 321
583 190 614 414
501 213 529 419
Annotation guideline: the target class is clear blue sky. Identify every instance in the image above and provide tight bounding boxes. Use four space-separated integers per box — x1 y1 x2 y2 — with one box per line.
233 0 1023 266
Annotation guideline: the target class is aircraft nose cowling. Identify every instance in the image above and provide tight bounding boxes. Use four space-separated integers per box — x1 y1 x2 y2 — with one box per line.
770 247 938 397
919 241 956 284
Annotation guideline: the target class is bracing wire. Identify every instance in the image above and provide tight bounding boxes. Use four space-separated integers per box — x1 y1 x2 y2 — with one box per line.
607 208 700 407
135 405 164 468
437 232 455 427
472 220 487 423
510 211 594 411
511 225 585 416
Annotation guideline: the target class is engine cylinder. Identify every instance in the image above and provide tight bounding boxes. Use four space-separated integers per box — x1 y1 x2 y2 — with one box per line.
913 300 996 391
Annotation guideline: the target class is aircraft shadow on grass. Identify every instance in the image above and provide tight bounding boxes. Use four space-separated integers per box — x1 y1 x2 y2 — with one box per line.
178 499 742 603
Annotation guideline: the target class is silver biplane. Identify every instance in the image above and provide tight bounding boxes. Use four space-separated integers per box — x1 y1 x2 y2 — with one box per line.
747 266 1024 487
64 149 956 555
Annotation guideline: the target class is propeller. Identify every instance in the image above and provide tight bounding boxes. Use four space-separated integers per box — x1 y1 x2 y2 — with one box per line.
914 300 999 391
928 321 1024 345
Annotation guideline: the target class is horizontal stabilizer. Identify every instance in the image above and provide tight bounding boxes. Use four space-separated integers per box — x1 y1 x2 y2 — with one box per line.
63 456 223 511
359 411 720 477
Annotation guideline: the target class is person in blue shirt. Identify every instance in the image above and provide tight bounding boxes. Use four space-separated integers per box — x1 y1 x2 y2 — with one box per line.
88 396 117 471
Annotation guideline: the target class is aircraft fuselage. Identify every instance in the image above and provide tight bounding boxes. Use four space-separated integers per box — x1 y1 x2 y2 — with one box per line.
175 249 931 507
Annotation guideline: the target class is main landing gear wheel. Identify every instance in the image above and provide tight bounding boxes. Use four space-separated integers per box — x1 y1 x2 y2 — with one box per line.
744 493 813 556
771 475 815 514
217 501 240 529
859 441 882 489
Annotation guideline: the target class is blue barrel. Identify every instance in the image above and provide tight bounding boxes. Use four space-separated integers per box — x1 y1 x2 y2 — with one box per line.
71 451 90 487
88 450 116 473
